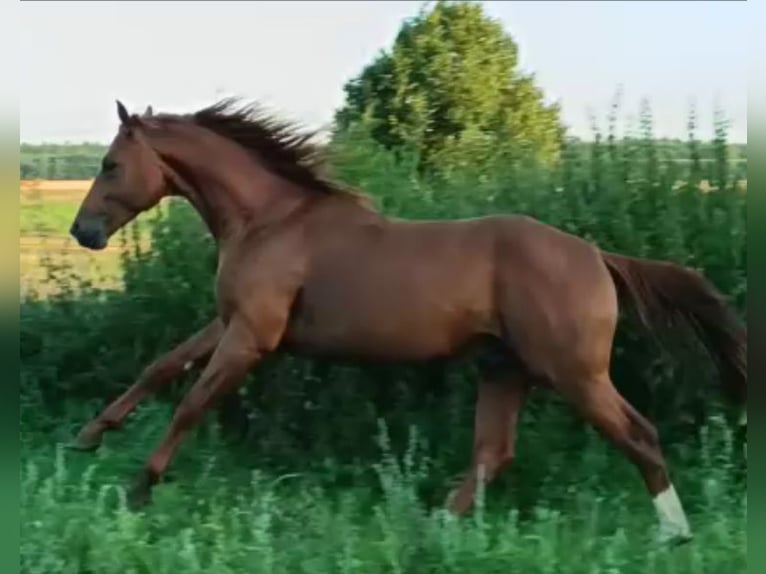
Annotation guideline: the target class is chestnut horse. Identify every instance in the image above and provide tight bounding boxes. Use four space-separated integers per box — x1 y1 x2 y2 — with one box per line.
68 100 746 545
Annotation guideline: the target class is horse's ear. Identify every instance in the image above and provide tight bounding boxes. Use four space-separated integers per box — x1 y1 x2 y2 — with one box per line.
143 105 154 118
116 100 130 125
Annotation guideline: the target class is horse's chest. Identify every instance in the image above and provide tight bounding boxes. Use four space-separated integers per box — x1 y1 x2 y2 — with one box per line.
213 243 300 320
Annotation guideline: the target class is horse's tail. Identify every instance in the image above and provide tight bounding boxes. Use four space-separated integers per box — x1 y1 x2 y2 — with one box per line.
601 251 746 407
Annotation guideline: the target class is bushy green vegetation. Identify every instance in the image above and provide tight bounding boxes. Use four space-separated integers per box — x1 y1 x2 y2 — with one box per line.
20 103 746 571
335 0 564 172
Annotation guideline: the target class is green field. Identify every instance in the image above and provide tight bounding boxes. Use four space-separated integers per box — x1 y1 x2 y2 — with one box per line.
21 201 78 236
21 412 746 574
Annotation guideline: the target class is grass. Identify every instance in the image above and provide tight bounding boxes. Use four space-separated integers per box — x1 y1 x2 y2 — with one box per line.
20 408 745 574
20 202 79 236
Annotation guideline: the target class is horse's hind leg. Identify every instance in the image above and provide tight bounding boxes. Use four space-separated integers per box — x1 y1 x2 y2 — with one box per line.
567 375 692 545
68 318 224 452
493 237 691 544
446 368 529 515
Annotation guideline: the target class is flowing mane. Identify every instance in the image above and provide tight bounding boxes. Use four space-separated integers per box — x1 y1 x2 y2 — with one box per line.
186 98 370 205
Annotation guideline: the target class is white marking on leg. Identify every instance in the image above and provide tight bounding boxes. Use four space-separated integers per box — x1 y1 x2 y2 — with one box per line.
653 484 692 543
739 409 747 427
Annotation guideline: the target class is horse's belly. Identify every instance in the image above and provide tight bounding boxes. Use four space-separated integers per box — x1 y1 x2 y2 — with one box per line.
282 293 492 361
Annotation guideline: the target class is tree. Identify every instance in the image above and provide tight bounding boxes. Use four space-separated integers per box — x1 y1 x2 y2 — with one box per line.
334 0 564 173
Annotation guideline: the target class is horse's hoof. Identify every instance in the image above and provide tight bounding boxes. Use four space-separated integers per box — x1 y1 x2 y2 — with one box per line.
669 532 693 547
657 529 693 548
65 432 102 452
126 485 152 512
126 472 155 512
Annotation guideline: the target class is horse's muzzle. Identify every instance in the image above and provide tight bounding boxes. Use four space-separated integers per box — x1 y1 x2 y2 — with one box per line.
70 219 107 250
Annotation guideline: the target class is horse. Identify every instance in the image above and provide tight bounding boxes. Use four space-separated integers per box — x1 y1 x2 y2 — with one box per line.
67 99 746 545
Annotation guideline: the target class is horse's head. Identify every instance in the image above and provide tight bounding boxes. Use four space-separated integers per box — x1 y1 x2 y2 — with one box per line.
70 101 166 250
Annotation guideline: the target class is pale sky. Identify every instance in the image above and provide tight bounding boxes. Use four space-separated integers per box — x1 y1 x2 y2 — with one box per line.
18 1 748 144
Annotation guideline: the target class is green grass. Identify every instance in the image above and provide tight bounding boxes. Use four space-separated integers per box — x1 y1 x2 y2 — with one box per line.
21 409 745 574
20 201 79 236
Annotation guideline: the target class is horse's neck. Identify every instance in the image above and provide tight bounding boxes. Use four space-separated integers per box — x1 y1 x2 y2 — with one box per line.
158 129 308 244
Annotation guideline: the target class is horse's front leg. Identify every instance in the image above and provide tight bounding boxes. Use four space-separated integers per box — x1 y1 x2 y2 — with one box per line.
68 318 224 452
126 315 275 510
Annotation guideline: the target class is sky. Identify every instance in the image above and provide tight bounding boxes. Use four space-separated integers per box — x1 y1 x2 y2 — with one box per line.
18 1 748 144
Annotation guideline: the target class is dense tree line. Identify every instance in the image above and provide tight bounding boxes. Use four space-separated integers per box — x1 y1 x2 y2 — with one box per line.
21 143 106 180
19 138 747 181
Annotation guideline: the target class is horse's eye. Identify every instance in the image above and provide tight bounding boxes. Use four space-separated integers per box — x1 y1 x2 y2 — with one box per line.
101 158 118 173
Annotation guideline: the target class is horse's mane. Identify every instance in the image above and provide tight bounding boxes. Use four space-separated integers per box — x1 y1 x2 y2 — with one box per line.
182 98 370 206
